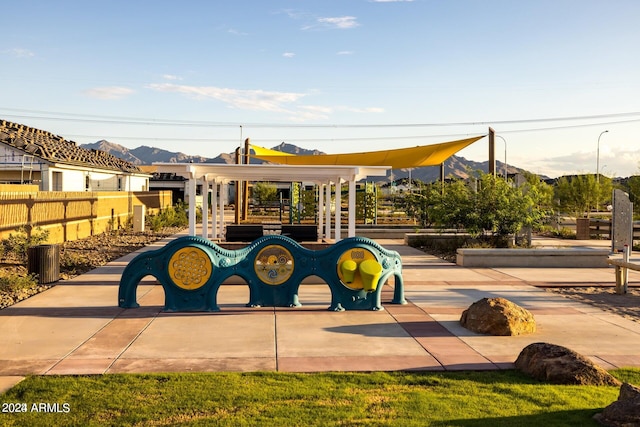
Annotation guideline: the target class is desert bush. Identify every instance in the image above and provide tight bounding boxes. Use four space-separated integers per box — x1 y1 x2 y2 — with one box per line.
146 202 189 231
60 252 96 276
0 272 38 293
2 226 50 261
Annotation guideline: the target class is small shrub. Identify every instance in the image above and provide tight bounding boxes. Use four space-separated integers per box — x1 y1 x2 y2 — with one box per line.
146 203 189 231
2 226 50 261
60 252 95 276
0 272 38 293
554 227 576 239
462 240 495 249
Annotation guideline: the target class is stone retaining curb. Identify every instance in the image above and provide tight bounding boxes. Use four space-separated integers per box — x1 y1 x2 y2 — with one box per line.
456 248 611 268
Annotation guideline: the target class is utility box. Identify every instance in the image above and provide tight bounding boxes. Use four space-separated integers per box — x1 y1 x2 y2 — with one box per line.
27 244 60 284
133 205 145 232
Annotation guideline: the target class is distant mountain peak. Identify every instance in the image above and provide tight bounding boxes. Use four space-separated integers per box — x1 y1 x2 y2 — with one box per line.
272 142 324 156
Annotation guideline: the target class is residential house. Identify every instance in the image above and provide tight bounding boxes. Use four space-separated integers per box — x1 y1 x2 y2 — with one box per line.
0 119 149 191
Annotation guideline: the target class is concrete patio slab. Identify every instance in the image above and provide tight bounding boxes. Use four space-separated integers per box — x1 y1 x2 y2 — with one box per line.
1 234 639 396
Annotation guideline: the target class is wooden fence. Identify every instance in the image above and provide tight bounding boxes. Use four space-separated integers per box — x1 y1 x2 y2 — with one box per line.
0 190 173 243
581 218 640 240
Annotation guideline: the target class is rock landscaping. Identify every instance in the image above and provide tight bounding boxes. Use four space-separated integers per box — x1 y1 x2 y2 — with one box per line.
594 382 640 427
460 297 536 336
0 227 183 309
515 342 621 386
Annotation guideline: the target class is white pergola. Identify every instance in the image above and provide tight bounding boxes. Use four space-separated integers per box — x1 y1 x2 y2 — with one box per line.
153 163 389 240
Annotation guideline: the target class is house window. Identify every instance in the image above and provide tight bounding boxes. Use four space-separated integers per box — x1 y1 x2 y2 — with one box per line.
52 171 62 191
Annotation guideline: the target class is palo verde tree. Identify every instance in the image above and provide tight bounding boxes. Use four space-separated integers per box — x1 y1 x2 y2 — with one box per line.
402 171 553 246
554 174 613 218
626 175 640 205
394 180 440 227
252 182 278 205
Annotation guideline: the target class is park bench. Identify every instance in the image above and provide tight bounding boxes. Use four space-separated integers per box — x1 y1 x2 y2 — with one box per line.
607 247 638 294
225 224 264 242
118 234 405 312
281 224 318 242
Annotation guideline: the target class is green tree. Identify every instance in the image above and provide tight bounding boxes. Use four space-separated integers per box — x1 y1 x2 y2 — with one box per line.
419 172 552 245
554 174 613 217
627 175 640 205
428 178 475 232
356 182 378 224
300 186 317 221
252 182 278 205
394 180 437 227
2 226 50 261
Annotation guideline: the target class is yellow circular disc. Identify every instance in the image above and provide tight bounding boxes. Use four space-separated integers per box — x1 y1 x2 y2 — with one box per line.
168 246 212 290
336 248 377 290
254 245 294 285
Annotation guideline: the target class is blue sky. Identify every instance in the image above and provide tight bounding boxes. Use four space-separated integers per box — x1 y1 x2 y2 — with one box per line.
2 0 640 177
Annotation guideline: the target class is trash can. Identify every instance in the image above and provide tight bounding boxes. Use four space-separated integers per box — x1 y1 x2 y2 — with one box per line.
576 218 590 240
27 244 60 284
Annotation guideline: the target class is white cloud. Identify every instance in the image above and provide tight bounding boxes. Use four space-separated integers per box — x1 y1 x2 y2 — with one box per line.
354 107 385 113
4 48 35 58
337 51 354 55
370 0 414 2
292 105 384 121
291 106 333 121
335 106 385 114
282 52 295 58
146 83 387 121
521 146 640 178
83 86 134 100
162 74 182 81
282 9 360 31
227 28 249 36
146 83 307 113
317 16 360 29
280 9 310 20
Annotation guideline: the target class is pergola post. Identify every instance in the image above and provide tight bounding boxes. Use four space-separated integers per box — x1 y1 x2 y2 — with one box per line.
317 183 324 239
325 182 331 240
219 182 226 238
334 178 342 241
235 147 241 224
242 138 250 221
201 175 209 239
348 178 356 237
187 171 197 236
211 181 218 239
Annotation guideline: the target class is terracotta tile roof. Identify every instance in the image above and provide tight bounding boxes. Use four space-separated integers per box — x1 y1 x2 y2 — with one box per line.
0 119 142 173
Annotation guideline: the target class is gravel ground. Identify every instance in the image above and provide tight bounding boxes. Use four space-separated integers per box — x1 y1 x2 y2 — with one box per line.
0 227 183 309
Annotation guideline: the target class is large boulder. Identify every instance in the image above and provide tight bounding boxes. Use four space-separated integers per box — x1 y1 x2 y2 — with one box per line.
594 383 640 427
460 297 536 336
515 342 621 386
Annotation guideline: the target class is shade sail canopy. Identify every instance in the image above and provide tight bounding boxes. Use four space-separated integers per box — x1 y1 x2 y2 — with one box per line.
251 135 485 169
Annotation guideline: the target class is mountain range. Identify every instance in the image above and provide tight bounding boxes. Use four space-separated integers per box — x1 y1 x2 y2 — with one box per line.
81 140 535 183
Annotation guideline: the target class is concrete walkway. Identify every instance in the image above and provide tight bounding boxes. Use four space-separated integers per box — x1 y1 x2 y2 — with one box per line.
1 234 639 394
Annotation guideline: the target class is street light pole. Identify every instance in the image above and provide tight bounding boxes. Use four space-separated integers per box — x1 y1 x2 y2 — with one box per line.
596 130 609 184
495 135 507 180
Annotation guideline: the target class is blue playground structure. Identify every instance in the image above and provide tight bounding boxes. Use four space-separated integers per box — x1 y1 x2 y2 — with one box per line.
118 235 405 312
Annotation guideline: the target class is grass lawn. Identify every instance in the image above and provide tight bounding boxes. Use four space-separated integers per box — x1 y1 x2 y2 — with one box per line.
1 369 638 426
